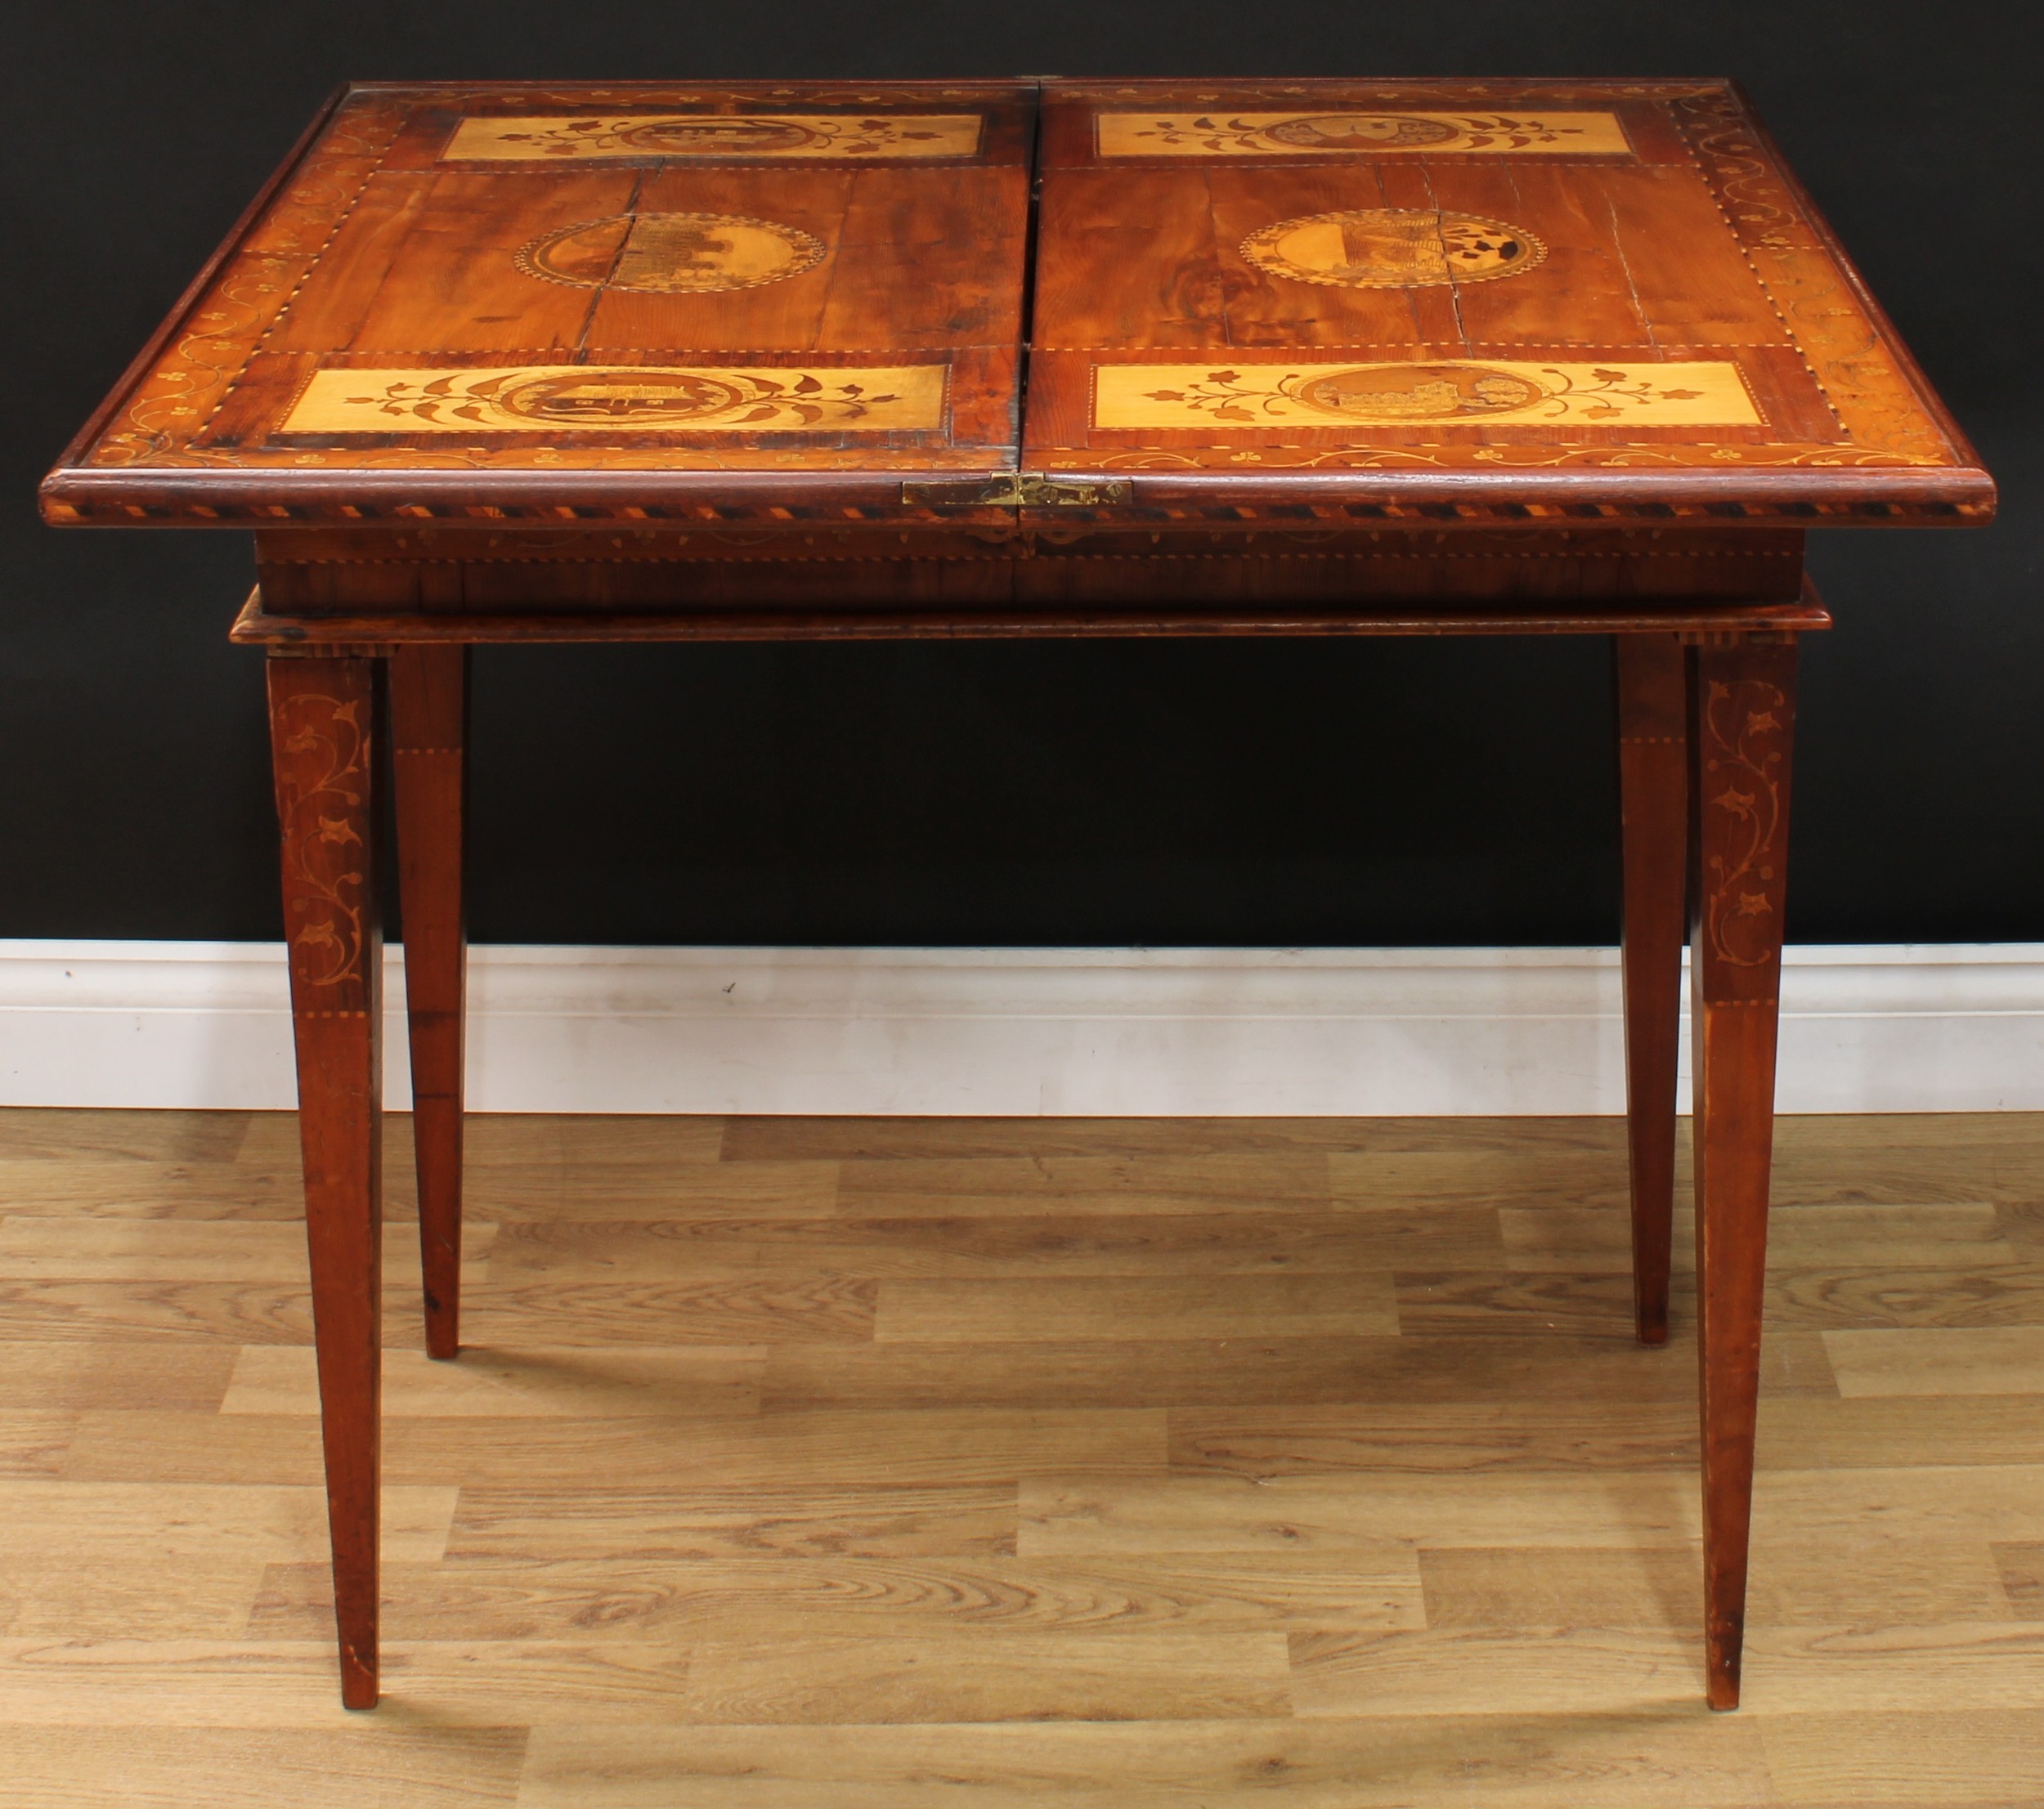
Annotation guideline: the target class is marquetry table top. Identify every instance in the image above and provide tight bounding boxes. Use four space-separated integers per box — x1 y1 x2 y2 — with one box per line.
43 77 1992 531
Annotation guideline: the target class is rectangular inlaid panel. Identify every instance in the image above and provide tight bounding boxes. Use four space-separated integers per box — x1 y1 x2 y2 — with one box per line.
281 365 948 434
1096 110 1634 159
445 113 985 163
1091 361 1761 431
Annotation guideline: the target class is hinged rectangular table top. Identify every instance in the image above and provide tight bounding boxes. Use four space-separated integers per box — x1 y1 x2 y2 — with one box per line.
43 77 1992 531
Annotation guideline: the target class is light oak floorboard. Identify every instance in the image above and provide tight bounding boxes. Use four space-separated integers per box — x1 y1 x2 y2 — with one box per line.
1019 1473 1702 1556
1419 1540 2015 1629
483 1209 1504 1279
516 1713 1771 1807
1755 1392 2044 1469
472 1159 839 1222
0 1106 2035 1804
0 1480 457 1564
0 1218 495 1282
0 1411 76 1479
1825 1326 2044 1396
446 1484 1020 1561
250 1549 1425 1640
1169 1400 1699 1475
1759 1708 2044 1805
0 1725 527 1808
833 1153 1333 1216
874 1273 1402 1342
219 1343 769 1417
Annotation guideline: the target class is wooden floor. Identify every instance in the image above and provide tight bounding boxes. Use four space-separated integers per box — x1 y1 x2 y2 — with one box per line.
0 1108 2040 1806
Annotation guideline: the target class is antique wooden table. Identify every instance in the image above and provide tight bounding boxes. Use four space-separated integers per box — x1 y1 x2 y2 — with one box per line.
44 78 1992 1711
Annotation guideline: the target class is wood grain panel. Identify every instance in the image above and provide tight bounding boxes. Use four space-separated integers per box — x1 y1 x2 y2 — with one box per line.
514 1716 1773 1807
816 166 1029 350
1289 1626 1706 1717
1030 170 1226 350
0 1280 325 1346
1761 1710 2044 1807
1203 165 1423 350
759 1332 1824 1413
718 1113 1626 1161
873 1273 1402 1341
0 1411 75 1480
1732 1622 2044 1713
0 1728 527 1809
265 173 435 354
1826 1327 2044 1397
446 1484 1020 1560
833 1152 1331 1216
0 1479 455 1564
0 1218 491 1282
621 1628 1295 1723
1428 163 1650 347
249 1549 1419 1639
1425 1544 1773 1629
458 1276 877 1347
219 1344 764 1418
483 1209 1503 1280
1755 1394 2044 1471
347 170 637 353
0 1108 253 1164
580 168 850 352
0 1341 236 1410
1369 165 1467 343
1019 1472 1701 1555
1169 1401 1697 1477
1599 165 1791 346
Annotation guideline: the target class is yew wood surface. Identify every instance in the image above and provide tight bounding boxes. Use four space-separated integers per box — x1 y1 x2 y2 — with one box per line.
0 1104 2041 1803
42 80 1035 529
39 77 1992 531
1022 79 1989 528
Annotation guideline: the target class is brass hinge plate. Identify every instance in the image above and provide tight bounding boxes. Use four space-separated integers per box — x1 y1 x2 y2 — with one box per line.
901 473 1134 508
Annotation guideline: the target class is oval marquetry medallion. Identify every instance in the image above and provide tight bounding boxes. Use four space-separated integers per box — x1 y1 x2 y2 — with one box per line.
517 212 827 293
1280 363 1551 421
492 370 767 425
616 116 829 154
1240 208 1545 289
1262 113 1462 149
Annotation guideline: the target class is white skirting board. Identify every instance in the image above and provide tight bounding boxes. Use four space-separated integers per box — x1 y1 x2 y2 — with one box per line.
0 940 2038 1116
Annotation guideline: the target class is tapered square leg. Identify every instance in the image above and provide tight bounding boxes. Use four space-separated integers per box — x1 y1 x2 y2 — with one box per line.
1615 634 1689 1346
389 646 468 1361
268 654 383 1711
1688 631 1798 1711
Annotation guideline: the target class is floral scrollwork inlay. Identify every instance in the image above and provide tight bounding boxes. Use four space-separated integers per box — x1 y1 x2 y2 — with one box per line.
1701 677 1790 969
276 689 370 991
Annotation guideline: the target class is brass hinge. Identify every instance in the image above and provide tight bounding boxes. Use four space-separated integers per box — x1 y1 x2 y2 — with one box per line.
901 473 1133 508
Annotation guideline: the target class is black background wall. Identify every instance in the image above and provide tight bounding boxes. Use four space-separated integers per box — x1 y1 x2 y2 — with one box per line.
6 2 2037 947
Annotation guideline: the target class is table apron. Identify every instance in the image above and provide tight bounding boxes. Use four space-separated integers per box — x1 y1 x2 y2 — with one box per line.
251 527 1807 616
